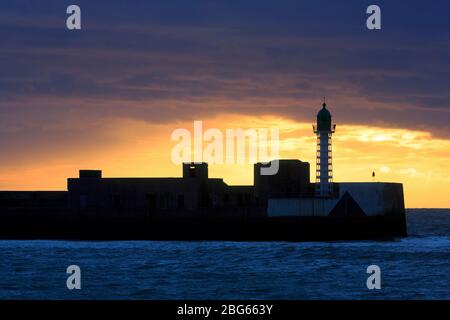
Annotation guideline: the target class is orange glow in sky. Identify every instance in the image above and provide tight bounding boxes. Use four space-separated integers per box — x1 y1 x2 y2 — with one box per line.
0 114 449 208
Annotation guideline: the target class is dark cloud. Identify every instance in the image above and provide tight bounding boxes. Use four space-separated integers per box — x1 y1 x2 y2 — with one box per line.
0 0 450 164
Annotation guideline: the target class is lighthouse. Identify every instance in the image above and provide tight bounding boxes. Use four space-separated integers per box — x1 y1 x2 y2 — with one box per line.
313 101 336 197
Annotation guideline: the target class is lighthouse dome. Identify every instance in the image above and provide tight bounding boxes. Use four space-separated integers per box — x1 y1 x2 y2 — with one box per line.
316 103 332 131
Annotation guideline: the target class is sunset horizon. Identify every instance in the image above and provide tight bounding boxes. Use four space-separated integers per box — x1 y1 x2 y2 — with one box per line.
1 109 449 208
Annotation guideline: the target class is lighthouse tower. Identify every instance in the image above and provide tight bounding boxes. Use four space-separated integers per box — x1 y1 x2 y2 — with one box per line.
313 101 336 197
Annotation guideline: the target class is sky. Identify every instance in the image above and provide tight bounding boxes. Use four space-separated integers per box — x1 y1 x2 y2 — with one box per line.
0 0 449 208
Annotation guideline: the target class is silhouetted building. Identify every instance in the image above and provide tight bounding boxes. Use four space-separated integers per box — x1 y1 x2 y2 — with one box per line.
254 160 311 207
67 162 258 218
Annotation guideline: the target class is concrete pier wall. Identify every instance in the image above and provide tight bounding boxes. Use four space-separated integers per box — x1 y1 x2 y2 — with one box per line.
268 183 405 217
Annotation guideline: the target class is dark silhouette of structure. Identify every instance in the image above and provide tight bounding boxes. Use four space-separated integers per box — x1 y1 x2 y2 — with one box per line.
0 103 407 240
313 102 336 196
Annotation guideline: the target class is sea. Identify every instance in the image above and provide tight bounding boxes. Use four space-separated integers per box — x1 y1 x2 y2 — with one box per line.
0 209 449 300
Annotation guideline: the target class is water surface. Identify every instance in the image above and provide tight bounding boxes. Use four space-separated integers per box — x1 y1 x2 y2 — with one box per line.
0 209 449 299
